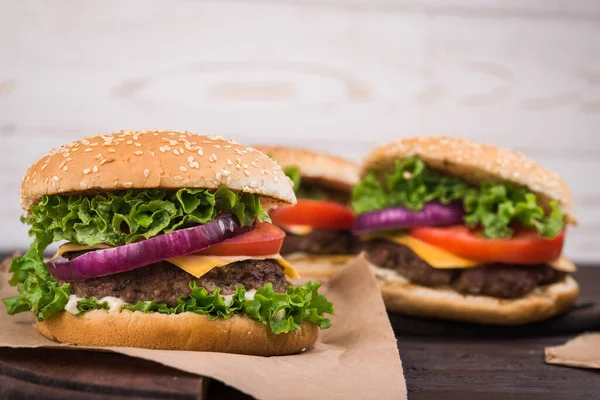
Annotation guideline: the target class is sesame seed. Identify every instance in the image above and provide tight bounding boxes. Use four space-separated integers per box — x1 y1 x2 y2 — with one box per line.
105 158 115 164
226 176 232 185
150 151 156 156
235 148 243 155
133 135 139 140
214 145 221 149
144 169 150 177
161 137 170 142
62 166 68 171
95 153 103 159
90 142 99 147
52 175 59 181
173 176 183 181
164 145 171 151
180 166 187 172
92 165 99 173
123 182 133 188
260 169 266 175
216 172 222 180
41 164 48 170
134 143 142 147
222 170 230 176
203 140 212 144
99 159 107 166
169 140 177 146
108 148 116 153
187 156 194 162
159 147 166 153
179 147 184 153
81 139 90 145
209 154 217 163
197 148 204 156
85 148 93 152
80 182 87 188
83 168 91 175
66 157 72 161
224 144 232 149
59 160 67 169
126 140 133 145
226 159 233 166
243 169 250 177
174 149 180 155
134 150 143 155
250 181 257 188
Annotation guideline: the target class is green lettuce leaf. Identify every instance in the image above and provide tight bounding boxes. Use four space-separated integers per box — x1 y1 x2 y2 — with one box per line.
283 166 301 192
74 281 333 335
3 188 271 320
351 157 565 239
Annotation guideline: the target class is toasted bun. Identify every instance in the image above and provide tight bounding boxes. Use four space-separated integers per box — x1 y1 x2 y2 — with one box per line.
21 130 296 211
286 253 356 279
369 263 579 325
36 310 318 356
360 136 576 224
254 146 359 192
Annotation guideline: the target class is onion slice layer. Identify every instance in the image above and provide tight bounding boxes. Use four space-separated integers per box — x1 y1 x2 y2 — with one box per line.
47 214 250 281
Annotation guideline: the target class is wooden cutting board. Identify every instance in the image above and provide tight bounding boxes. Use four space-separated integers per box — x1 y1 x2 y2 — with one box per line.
0 347 208 400
390 266 600 337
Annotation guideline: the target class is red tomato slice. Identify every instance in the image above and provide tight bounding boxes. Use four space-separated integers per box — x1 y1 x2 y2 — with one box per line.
269 199 354 230
409 225 565 265
198 222 285 256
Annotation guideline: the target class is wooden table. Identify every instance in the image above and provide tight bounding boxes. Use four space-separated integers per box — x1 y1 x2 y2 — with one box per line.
2 267 599 399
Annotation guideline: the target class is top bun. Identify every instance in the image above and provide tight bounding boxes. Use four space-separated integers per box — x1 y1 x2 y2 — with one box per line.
360 136 576 223
254 146 359 192
21 130 296 210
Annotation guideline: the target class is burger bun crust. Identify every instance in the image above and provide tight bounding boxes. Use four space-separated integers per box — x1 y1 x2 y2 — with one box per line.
21 130 296 210
369 262 579 325
36 310 319 356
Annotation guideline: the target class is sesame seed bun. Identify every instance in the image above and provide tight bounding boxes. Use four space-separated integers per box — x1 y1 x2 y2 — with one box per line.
21 130 296 211
254 146 359 192
370 263 579 325
360 136 576 224
36 310 318 356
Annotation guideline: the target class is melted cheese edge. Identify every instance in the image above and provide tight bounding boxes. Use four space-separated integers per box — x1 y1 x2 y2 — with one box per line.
372 234 575 273
53 243 300 279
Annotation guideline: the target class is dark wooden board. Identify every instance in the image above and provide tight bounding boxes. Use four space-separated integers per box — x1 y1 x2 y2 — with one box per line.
1 259 600 399
0 348 208 400
390 267 600 337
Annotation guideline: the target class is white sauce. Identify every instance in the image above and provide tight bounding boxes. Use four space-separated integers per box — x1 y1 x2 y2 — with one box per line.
64 295 125 315
65 292 256 314
244 289 257 301
222 294 234 307
65 295 81 315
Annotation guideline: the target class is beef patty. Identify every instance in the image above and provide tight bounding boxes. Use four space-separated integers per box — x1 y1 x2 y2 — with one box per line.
280 229 360 256
63 258 287 306
364 240 565 299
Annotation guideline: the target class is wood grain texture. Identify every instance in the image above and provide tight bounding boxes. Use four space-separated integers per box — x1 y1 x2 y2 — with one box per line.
0 0 598 260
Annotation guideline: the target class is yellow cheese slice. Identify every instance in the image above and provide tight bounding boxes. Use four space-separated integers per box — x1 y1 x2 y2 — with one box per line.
167 254 300 280
54 243 300 279
376 234 481 269
374 234 575 272
281 224 314 236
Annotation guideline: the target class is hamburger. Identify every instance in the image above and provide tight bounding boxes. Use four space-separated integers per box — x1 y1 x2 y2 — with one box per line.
3 130 333 355
255 146 360 278
351 136 579 325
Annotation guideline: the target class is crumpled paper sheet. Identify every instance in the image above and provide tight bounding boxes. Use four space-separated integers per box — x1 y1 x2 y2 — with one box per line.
545 333 600 369
0 253 406 399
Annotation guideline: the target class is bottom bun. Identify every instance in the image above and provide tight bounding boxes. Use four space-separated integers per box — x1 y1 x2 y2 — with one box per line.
369 263 579 325
286 253 356 279
36 310 319 356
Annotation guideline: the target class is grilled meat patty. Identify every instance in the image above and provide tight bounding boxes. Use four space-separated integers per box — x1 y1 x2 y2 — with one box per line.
365 239 565 299
62 256 287 306
280 229 360 256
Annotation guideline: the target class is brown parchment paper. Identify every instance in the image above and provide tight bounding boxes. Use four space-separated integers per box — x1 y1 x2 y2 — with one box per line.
545 333 600 369
0 254 406 399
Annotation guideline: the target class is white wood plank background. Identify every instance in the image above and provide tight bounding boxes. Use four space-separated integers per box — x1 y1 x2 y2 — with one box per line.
0 0 599 261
